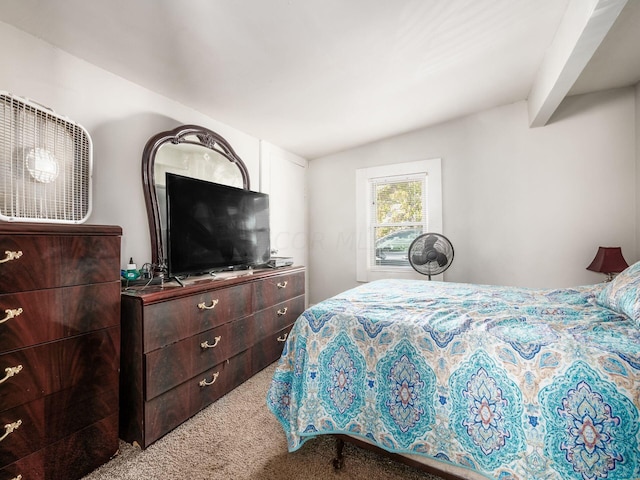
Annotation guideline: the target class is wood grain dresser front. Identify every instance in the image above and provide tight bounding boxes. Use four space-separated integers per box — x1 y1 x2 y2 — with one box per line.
0 223 122 480
119 266 305 449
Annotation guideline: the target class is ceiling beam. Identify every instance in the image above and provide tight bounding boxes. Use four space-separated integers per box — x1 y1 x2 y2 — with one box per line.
527 0 628 127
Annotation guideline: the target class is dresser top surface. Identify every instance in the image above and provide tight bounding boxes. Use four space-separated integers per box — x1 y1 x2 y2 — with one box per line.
0 222 122 236
121 265 305 304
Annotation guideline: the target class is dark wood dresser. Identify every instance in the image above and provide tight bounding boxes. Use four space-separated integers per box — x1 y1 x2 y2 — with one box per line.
0 223 122 480
119 265 305 449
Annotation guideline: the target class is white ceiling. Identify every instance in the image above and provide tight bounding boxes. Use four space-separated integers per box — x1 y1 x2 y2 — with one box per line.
1 0 639 159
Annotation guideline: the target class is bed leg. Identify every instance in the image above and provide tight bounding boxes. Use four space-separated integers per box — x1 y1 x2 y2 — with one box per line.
332 436 345 470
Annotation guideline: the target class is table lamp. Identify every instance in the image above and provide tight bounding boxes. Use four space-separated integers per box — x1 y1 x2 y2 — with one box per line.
586 246 629 282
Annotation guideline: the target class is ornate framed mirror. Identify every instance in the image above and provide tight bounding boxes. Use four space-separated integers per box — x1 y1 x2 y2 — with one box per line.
142 124 250 270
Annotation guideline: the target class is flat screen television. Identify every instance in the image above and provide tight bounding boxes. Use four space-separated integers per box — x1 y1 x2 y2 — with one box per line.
165 172 270 277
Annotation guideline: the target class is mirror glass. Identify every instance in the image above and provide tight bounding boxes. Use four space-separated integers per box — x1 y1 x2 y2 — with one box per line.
155 141 245 188
142 125 250 270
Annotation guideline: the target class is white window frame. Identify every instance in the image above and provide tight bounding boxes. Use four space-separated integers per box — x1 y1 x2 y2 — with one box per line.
356 158 442 283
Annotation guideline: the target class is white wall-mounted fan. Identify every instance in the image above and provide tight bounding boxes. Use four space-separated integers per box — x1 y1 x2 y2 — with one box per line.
0 92 92 223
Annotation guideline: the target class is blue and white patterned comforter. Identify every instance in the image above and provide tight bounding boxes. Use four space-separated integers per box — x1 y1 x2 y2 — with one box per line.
267 279 640 480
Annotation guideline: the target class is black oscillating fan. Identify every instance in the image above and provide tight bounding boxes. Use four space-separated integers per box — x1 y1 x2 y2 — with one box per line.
408 233 454 280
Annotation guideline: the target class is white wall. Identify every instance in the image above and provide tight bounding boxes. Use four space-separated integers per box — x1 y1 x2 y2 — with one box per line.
0 21 307 271
260 140 309 300
636 83 640 260
309 88 636 304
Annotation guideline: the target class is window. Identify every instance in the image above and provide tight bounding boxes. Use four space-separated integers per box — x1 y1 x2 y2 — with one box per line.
371 175 426 267
356 159 442 282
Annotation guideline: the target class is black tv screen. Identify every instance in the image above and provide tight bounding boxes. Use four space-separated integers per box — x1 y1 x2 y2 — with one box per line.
166 173 270 276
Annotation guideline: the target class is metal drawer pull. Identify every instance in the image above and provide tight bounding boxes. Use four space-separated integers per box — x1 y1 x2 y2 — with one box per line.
197 299 219 310
0 250 22 264
277 333 288 342
277 307 288 316
200 336 222 349
0 308 23 325
199 372 219 387
277 281 288 289
0 419 22 442
0 365 23 384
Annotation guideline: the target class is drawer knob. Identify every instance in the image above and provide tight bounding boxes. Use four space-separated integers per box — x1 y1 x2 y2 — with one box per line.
0 250 22 264
277 281 288 289
200 336 222 349
197 299 219 310
11 475 22 480
277 333 288 342
0 308 23 325
199 371 219 387
0 365 23 384
277 307 288 316
0 419 22 443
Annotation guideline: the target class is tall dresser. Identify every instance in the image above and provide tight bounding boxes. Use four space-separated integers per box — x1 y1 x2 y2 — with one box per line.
0 223 122 480
119 266 305 449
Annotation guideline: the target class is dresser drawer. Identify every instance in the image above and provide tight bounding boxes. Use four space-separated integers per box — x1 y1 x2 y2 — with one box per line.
0 234 121 293
250 323 296 375
0 413 118 480
0 282 120 352
144 314 254 400
253 295 305 342
0 385 118 468
253 271 305 311
143 283 253 352
143 349 251 447
0 327 120 412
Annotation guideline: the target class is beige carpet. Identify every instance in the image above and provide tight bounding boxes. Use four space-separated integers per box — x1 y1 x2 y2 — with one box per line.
82 363 446 480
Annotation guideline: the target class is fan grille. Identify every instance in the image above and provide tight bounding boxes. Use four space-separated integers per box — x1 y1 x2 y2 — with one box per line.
409 233 454 278
0 93 92 223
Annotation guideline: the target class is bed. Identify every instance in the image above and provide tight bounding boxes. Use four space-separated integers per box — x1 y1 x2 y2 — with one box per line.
267 262 640 480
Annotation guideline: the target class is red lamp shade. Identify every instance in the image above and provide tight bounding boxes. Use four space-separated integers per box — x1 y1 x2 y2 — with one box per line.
586 247 629 275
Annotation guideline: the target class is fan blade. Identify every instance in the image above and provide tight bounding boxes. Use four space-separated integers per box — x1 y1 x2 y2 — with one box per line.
425 235 438 247
436 251 449 267
411 250 428 265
